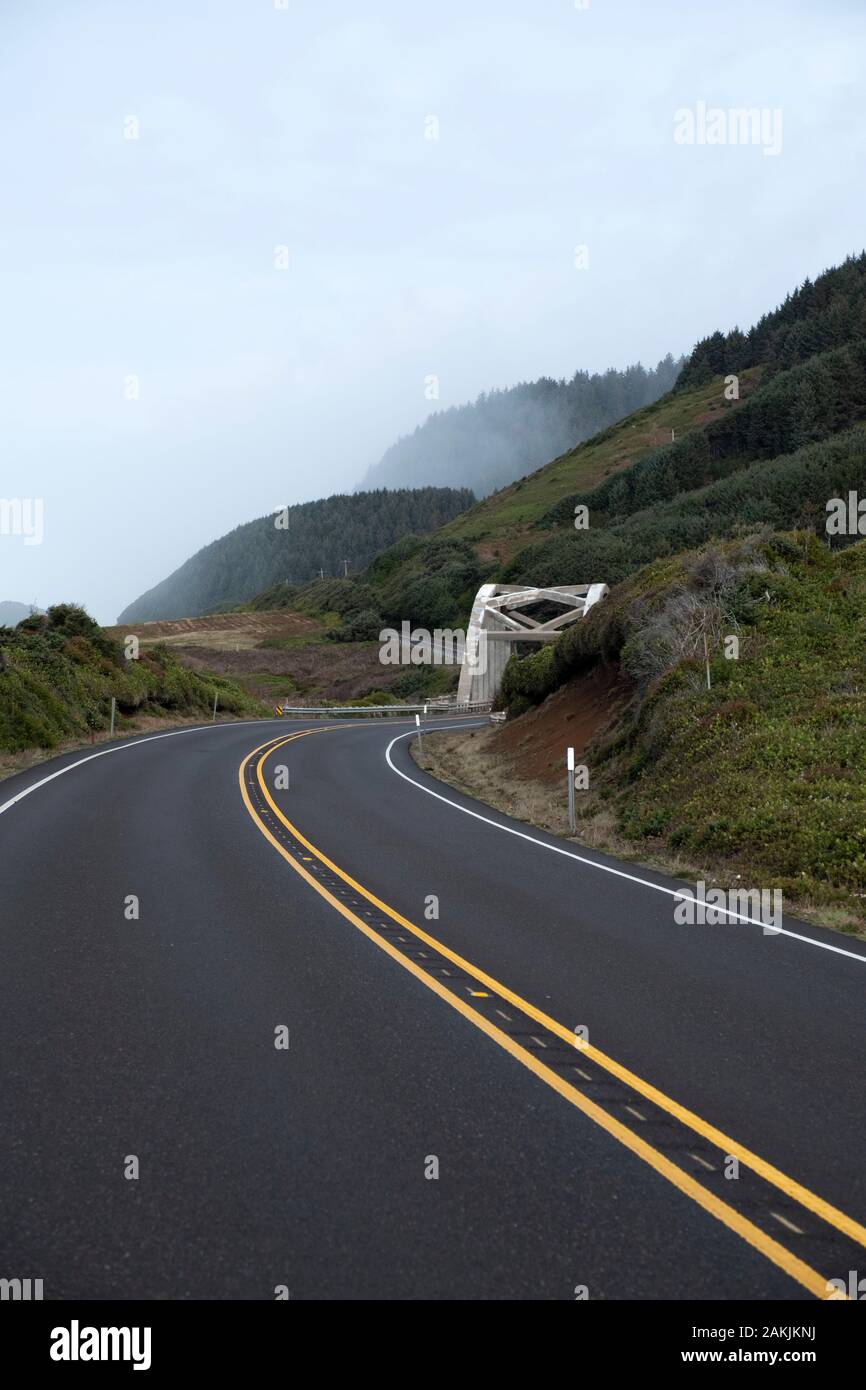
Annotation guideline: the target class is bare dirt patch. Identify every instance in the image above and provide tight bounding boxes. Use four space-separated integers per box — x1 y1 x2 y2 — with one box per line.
106 611 321 650
493 663 632 784
175 639 416 704
108 609 447 706
415 665 632 838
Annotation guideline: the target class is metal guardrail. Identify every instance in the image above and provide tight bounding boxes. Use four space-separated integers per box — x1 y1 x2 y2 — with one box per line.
276 702 493 718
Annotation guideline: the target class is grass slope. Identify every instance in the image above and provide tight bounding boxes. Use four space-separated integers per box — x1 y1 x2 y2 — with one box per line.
0 605 262 753
511 533 866 921
441 371 760 555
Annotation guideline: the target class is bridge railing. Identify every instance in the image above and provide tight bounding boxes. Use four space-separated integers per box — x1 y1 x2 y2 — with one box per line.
275 701 493 719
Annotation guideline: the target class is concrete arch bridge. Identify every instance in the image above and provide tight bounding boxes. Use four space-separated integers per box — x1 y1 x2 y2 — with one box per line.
456 582 609 706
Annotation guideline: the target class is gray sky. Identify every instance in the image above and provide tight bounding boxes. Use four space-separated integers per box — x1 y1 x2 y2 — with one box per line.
1 0 863 622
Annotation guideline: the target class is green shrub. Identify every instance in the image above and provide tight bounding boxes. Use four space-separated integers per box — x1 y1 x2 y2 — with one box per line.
0 605 261 751
545 534 866 897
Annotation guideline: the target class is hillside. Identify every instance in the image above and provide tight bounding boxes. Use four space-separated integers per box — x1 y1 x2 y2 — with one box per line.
497 255 866 604
421 532 866 929
248 538 492 641
123 254 866 773
104 606 447 706
674 252 866 389
117 487 474 624
308 254 866 637
360 356 683 496
442 371 761 559
405 253 866 932
249 368 761 635
0 605 261 754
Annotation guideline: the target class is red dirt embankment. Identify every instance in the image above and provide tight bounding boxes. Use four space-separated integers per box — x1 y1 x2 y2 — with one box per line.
415 663 633 842
490 663 632 783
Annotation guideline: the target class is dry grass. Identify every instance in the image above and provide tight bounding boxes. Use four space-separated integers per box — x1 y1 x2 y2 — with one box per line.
105 611 321 651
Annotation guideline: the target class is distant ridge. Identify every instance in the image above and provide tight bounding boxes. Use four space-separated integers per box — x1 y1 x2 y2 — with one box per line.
0 601 34 627
117 487 475 623
358 356 683 496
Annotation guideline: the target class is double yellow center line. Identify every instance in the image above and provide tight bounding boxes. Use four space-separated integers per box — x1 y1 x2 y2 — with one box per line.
239 724 866 1299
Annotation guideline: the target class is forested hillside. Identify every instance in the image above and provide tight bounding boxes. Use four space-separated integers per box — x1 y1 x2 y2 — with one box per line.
360 357 683 496
491 253 866 707
501 255 866 594
253 256 866 678
247 375 733 638
675 252 866 389
251 535 491 641
118 487 474 624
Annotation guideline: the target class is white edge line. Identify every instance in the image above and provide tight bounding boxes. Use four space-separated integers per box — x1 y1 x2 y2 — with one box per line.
0 717 291 817
9 714 864 968
384 726 866 966
0 713 469 819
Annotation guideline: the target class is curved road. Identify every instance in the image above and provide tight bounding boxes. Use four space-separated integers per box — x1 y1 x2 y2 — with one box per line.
1 715 864 1300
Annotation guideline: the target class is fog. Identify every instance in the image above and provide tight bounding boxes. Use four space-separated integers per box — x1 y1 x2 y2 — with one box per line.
1 0 863 622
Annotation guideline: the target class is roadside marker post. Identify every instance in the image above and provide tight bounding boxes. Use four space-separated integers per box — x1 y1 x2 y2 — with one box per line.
416 712 424 760
567 745 575 833
110 697 116 738
212 692 219 722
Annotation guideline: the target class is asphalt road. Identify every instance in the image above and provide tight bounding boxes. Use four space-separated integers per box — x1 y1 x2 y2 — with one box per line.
1 715 864 1300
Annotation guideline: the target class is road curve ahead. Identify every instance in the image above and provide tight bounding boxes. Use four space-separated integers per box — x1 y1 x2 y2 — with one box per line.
1 715 865 1301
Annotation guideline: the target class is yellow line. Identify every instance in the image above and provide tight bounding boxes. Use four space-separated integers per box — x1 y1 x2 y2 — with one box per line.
239 728 852 1299
254 740 866 1255
252 731 866 1252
